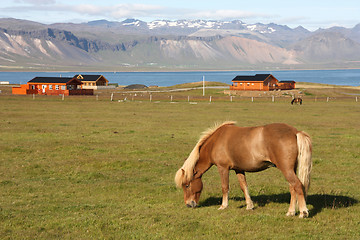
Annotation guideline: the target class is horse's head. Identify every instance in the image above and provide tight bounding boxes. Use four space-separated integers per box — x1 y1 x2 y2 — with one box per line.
182 176 203 208
175 168 203 208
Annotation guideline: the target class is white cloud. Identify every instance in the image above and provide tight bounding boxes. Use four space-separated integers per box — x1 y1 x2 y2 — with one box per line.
14 0 56 5
72 4 107 15
2 1 357 30
109 4 165 19
186 9 274 20
3 2 270 21
67 3 163 17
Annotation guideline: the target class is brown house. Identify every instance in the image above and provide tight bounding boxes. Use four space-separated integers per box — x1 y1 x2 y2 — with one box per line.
12 77 93 95
230 74 295 91
74 74 109 89
278 81 296 90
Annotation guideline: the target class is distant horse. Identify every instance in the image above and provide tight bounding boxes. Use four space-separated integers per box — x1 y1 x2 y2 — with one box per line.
175 122 312 218
291 97 302 105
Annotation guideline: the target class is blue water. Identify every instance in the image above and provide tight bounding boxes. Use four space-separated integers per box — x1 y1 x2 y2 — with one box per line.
1 69 360 87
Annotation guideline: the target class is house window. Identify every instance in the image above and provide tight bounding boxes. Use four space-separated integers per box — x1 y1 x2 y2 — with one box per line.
240 83 243 85
55 85 59 90
61 85 66 90
49 85 53 90
31 85 35 90
252 83 254 85
247 83 250 86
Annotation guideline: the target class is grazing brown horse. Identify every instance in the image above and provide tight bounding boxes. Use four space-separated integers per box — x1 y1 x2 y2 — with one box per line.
175 122 312 218
291 97 303 105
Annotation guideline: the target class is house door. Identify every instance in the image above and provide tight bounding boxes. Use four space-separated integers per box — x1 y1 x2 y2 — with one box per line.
42 85 46 93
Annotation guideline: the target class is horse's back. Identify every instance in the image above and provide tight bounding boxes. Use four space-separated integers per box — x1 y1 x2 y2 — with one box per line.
262 123 298 142
203 123 299 172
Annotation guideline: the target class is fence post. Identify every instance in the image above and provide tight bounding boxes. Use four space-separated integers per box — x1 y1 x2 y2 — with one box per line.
230 96 233 102
209 96 212 103
96 94 98 101
356 97 358 102
272 96 275 102
251 97 254 102
62 94 65 101
327 97 329 102
111 93 114 101
150 94 152 102
171 95 173 102
32 94 35 100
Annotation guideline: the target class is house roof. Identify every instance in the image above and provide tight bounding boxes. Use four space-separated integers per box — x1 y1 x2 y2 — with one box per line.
28 77 80 84
74 74 106 82
279 80 296 83
232 74 273 82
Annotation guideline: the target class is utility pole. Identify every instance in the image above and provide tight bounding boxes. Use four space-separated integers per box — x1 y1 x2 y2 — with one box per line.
202 75 205 96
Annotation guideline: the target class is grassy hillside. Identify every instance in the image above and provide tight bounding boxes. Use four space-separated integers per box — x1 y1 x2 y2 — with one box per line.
0 88 359 239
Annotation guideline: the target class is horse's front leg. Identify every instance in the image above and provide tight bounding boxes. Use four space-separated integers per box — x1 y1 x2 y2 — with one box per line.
235 170 254 210
217 166 229 210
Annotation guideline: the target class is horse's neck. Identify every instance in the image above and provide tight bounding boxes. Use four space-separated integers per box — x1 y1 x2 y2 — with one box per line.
194 154 213 178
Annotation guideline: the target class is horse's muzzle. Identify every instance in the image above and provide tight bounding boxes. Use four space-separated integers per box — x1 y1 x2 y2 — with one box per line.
186 201 197 208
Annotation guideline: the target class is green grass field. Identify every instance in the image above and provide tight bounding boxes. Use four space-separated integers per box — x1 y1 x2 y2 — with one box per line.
1 86 360 239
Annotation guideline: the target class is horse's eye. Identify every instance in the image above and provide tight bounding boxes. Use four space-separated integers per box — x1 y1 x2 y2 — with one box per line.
185 184 190 188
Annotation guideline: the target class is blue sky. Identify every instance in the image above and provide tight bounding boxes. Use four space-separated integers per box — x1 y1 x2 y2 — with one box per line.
1 0 359 31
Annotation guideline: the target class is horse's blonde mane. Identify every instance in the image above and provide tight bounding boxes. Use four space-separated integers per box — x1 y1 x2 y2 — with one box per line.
175 121 236 188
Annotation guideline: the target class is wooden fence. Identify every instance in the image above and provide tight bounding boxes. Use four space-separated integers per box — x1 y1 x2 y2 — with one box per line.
1 90 359 103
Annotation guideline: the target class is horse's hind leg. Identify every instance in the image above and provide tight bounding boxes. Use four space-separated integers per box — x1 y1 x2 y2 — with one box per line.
282 171 309 218
235 170 254 210
286 183 296 216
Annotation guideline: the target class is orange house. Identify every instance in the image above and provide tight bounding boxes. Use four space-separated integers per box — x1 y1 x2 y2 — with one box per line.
230 74 295 91
278 81 296 90
12 77 93 95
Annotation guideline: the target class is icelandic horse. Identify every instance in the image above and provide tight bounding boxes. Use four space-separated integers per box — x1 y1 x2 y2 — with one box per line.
175 121 312 218
291 98 303 105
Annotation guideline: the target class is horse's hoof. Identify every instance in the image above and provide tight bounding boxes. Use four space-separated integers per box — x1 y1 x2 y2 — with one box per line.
299 210 309 218
218 205 227 210
286 211 295 217
246 202 254 210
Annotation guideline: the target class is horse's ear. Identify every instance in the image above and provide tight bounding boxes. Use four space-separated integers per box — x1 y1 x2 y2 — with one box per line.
175 168 185 188
181 168 185 177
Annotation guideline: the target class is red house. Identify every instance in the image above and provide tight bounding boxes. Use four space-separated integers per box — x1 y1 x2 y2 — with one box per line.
230 74 295 91
12 77 93 95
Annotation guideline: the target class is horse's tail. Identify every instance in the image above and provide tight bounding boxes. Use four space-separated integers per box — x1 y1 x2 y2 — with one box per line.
291 99 295 104
296 131 312 196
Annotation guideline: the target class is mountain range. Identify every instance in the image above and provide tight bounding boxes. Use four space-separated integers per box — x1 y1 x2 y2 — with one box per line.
1 18 360 71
